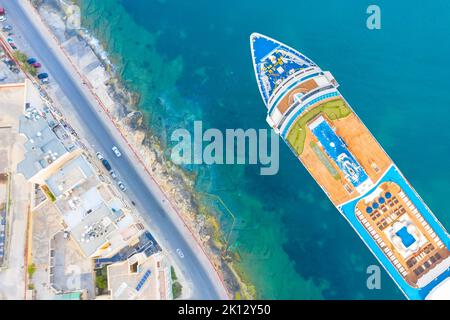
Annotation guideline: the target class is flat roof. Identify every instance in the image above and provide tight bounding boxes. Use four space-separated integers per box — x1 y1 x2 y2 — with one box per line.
71 203 118 257
45 155 94 197
56 184 105 229
17 109 68 179
107 253 161 300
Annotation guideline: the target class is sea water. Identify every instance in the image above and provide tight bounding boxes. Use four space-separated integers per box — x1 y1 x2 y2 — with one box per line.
79 0 450 299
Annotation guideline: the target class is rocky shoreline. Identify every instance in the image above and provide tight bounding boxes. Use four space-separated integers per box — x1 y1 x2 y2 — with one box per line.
31 0 256 299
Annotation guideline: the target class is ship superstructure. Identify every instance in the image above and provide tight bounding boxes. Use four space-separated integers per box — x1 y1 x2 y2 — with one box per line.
250 33 450 299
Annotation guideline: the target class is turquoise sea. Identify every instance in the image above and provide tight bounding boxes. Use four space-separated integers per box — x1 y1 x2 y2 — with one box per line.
79 0 450 299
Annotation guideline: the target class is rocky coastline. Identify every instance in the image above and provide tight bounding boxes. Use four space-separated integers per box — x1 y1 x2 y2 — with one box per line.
31 0 256 299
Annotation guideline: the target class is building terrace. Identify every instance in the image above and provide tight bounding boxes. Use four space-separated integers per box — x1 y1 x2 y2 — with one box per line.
47 154 142 258
107 252 169 300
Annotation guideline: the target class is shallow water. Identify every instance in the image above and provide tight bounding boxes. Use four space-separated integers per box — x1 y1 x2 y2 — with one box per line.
79 0 450 299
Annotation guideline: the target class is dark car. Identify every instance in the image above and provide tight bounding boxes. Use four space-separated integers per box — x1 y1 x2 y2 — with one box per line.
101 159 112 171
27 58 37 64
37 72 49 79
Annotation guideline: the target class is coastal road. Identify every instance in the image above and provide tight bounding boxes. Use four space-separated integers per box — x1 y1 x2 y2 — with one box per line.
2 0 228 300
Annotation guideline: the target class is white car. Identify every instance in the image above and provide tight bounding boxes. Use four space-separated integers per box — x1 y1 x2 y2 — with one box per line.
112 146 122 157
2 25 12 32
109 170 117 180
176 248 184 259
118 181 127 192
96 152 104 160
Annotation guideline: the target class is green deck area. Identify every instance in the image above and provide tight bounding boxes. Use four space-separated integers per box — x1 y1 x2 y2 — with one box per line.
286 98 351 156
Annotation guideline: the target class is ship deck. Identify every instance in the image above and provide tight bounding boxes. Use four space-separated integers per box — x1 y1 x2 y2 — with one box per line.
285 96 450 298
287 97 391 205
355 182 449 287
275 79 319 114
340 165 450 299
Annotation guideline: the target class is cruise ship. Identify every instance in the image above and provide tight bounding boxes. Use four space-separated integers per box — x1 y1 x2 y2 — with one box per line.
250 33 450 299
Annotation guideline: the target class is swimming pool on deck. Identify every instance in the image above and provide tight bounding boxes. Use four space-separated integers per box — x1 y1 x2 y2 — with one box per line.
339 165 450 299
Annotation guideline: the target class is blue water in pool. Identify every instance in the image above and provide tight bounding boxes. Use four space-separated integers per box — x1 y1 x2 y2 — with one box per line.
396 227 415 248
79 0 450 299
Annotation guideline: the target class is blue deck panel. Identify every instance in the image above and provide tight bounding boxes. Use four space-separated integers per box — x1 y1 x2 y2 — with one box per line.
251 35 280 67
339 165 450 299
251 33 316 105
310 117 369 188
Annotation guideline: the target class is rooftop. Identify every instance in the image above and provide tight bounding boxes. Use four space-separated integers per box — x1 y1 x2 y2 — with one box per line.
17 108 68 180
45 154 95 197
71 203 119 257
45 154 140 258
107 252 163 300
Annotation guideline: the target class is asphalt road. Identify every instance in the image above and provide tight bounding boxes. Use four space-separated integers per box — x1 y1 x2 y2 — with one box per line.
2 0 227 300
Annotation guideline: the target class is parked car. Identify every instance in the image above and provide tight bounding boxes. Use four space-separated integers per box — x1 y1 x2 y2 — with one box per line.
117 181 127 192
37 73 49 79
109 170 117 180
2 25 12 32
27 58 37 65
96 152 104 160
101 159 112 171
0 7 6 22
176 248 185 259
6 38 16 50
112 146 122 157
32 62 42 68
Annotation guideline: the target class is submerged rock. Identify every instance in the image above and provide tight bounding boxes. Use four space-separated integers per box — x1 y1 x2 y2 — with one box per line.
123 110 144 129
